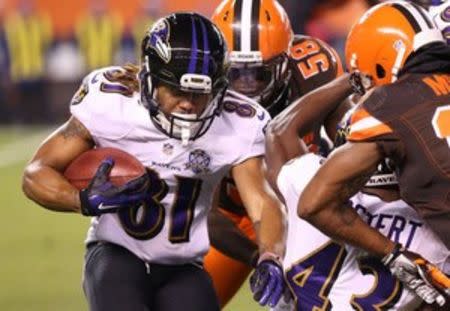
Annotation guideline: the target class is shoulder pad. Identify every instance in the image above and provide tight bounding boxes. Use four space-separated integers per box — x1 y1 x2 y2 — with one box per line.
70 66 140 140
277 153 324 196
222 90 271 123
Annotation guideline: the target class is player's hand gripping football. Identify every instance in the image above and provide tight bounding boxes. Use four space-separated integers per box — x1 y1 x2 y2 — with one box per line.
250 252 285 307
382 243 450 307
79 158 150 216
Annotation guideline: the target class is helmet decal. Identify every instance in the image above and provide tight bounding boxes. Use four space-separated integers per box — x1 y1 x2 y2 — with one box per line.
232 0 261 51
148 19 171 63
188 16 211 75
199 18 211 75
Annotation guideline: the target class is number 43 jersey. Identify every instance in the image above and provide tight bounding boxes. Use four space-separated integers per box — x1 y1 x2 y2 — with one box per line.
274 153 450 311
70 67 270 265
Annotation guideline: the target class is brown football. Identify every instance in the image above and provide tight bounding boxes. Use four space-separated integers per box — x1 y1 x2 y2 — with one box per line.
64 147 146 190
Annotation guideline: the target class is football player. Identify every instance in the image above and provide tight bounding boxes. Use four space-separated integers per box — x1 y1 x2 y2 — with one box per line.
266 102 450 310
275 0 450 306
205 0 347 307
22 13 285 311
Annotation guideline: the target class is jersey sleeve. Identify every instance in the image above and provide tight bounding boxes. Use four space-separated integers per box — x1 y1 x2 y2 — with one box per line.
69 70 98 131
69 67 136 140
289 34 344 97
347 105 394 141
277 153 324 209
237 105 271 164
222 90 272 164
347 89 394 142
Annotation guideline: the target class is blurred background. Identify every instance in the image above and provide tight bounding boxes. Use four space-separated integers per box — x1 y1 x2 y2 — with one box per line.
0 0 378 125
0 0 376 310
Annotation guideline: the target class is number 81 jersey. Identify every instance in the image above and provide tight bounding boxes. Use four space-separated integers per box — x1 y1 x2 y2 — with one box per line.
70 66 270 265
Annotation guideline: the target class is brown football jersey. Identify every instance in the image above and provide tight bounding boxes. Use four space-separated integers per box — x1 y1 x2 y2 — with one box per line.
348 73 450 248
218 35 343 214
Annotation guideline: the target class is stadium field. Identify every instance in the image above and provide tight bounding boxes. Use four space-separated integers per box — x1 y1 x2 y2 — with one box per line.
0 127 263 311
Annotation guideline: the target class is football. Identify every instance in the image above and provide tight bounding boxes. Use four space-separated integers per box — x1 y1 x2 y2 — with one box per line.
64 147 146 190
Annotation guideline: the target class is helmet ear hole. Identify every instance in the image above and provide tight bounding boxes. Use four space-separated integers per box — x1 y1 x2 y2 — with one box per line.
376 64 386 79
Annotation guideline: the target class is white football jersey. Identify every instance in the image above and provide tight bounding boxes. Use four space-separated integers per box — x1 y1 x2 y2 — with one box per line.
273 153 449 311
70 67 270 264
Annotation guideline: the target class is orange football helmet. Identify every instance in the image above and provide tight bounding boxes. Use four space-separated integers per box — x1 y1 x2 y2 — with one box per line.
212 0 293 112
345 0 445 86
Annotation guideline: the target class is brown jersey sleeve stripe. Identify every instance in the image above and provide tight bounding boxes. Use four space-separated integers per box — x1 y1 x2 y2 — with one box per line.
348 108 393 140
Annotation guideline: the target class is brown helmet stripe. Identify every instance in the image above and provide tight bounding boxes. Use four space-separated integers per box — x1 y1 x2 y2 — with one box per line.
250 0 261 51
233 0 243 50
392 3 422 32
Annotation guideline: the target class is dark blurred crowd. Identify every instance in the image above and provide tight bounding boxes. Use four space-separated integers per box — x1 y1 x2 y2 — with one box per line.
0 0 377 124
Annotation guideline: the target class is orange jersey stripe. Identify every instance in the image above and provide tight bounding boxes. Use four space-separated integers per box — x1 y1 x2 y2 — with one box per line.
348 107 393 141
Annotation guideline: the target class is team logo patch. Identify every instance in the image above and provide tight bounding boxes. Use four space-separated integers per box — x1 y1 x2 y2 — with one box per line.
71 81 89 105
147 19 171 63
162 143 174 155
185 149 211 174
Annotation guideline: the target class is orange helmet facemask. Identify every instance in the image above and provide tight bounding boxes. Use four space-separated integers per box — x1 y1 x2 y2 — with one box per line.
345 0 445 86
212 0 293 113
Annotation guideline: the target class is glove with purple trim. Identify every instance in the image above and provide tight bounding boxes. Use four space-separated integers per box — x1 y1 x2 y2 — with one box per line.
250 252 285 307
382 243 450 307
79 158 150 216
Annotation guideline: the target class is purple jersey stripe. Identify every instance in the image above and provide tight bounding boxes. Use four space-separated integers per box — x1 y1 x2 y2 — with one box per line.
199 18 210 75
188 17 198 74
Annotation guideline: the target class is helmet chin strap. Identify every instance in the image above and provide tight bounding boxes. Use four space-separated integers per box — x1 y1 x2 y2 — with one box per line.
156 111 197 146
171 113 197 146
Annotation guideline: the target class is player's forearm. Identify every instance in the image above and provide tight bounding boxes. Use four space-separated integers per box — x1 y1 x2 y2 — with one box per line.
22 162 81 213
270 73 353 138
258 202 287 258
264 126 307 193
299 199 395 258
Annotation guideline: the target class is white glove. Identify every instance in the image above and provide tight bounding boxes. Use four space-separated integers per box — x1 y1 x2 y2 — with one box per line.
382 243 450 307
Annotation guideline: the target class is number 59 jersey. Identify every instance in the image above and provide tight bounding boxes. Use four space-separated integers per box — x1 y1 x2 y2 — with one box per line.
274 153 449 311
70 67 270 265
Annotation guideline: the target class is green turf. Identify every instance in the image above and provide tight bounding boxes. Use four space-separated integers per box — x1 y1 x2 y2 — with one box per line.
0 128 264 311
0 126 52 145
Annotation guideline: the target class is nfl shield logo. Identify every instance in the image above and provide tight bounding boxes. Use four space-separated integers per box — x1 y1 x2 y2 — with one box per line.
163 143 174 155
